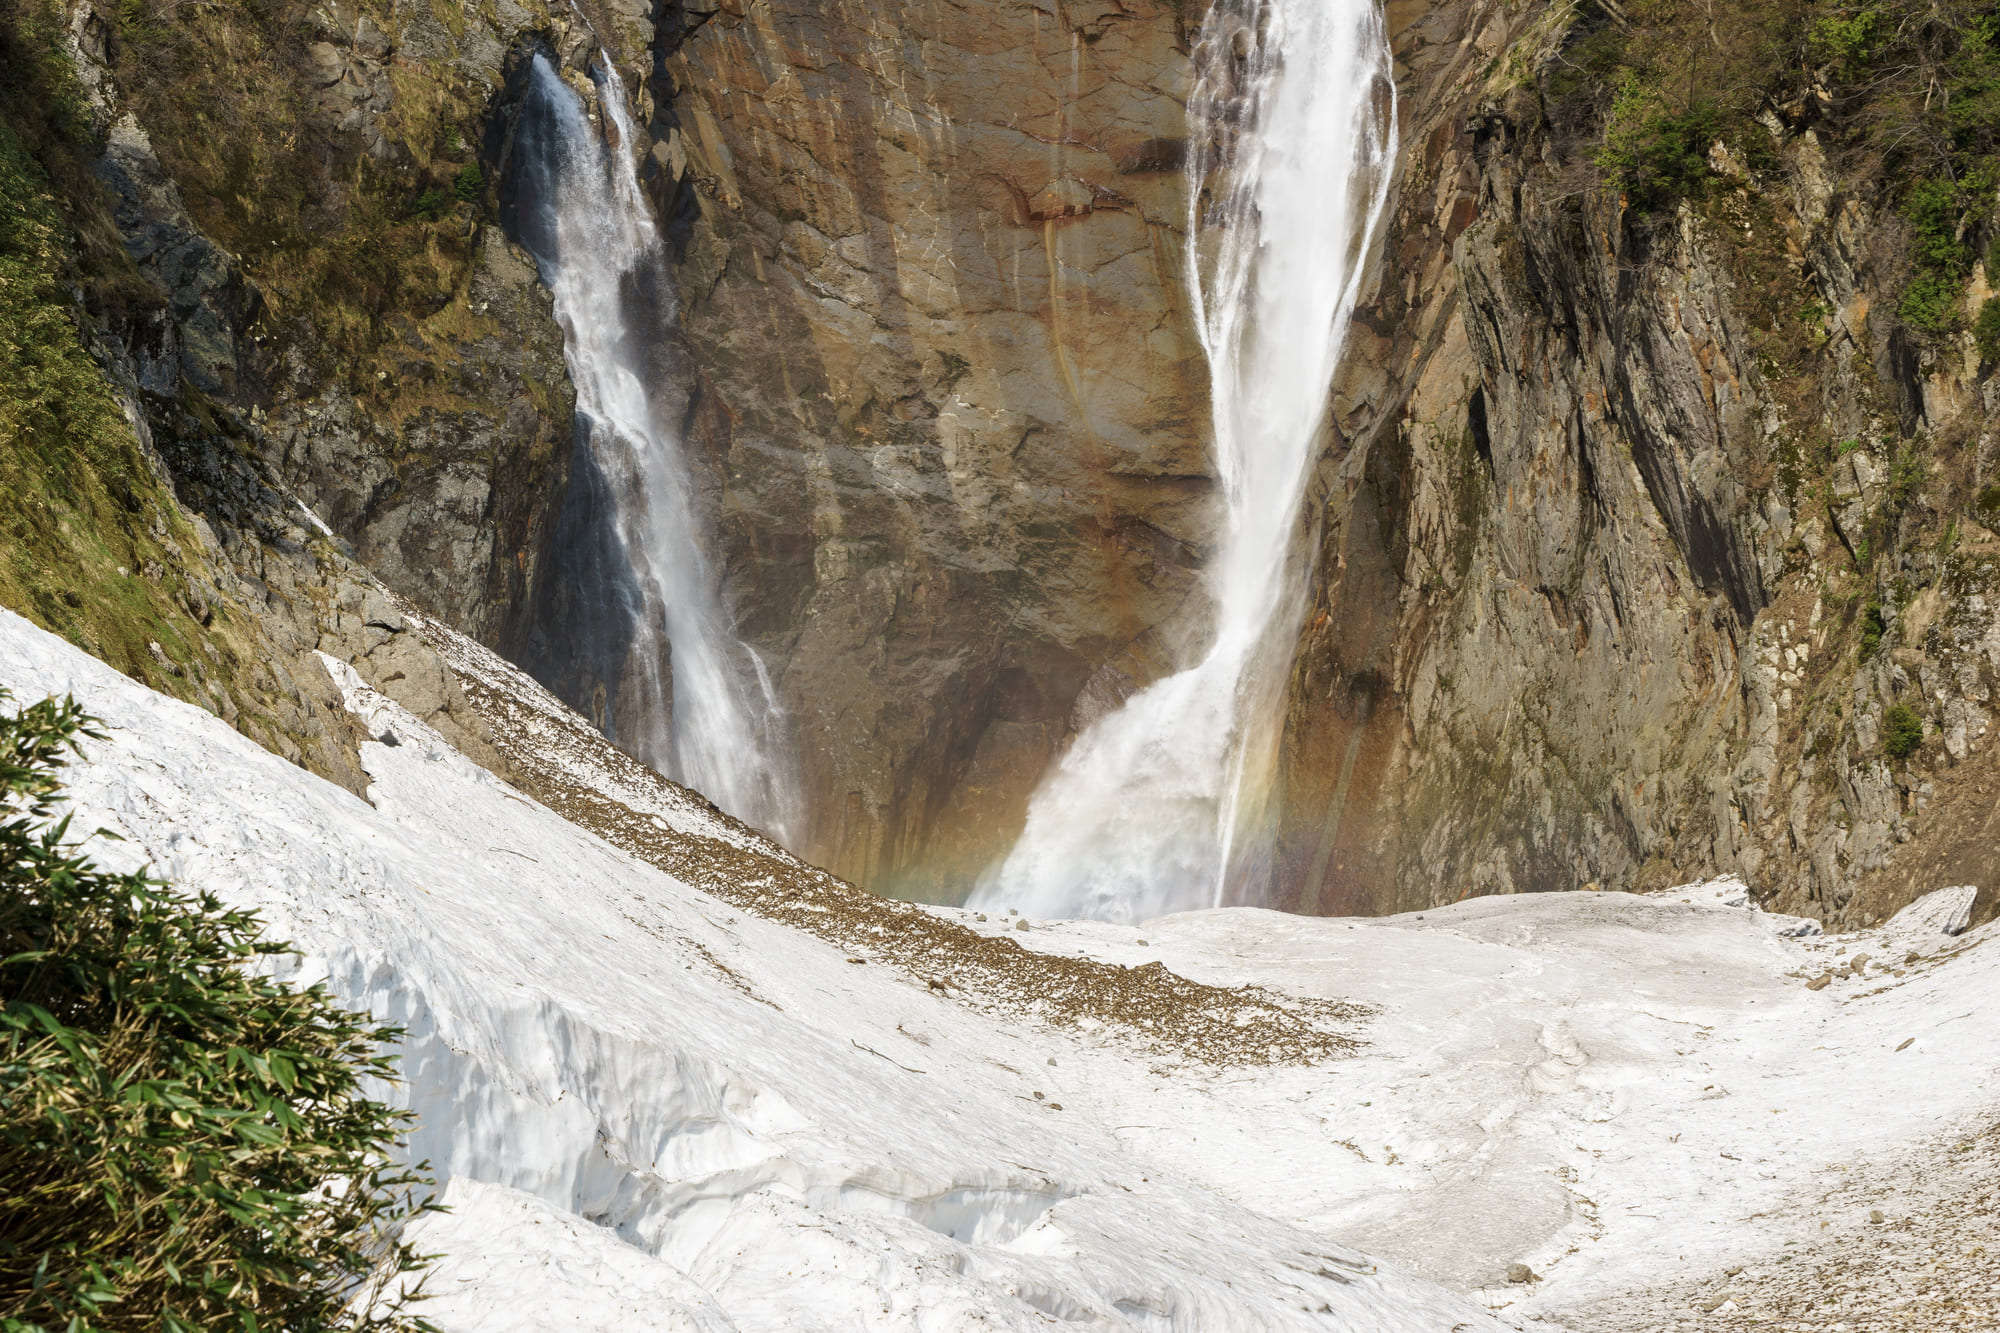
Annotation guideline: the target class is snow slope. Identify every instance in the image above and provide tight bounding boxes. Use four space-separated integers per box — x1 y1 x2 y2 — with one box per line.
4 605 1994 1330
0 609 1501 1331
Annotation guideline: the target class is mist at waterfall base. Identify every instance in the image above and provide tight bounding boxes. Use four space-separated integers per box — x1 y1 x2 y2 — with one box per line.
502 54 800 844
972 0 1396 926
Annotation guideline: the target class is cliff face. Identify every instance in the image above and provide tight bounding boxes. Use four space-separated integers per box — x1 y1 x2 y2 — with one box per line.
640 0 1999 927
97 0 588 650
647 0 1212 893
21 0 1218 901
14 0 1998 928
1274 0 2000 928
0 0 618 789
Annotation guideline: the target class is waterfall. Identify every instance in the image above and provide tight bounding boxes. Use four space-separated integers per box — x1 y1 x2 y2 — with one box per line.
508 53 800 843
971 0 1396 924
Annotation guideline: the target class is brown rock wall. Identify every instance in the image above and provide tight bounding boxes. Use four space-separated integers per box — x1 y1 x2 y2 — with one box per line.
656 0 1213 894
63 0 2000 929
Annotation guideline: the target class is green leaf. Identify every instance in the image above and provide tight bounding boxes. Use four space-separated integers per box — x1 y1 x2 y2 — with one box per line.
0 689 436 1329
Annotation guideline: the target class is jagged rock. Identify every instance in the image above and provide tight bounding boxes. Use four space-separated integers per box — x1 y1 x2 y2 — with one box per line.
276 223 574 649
1263 0 2000 930
95 115 256 399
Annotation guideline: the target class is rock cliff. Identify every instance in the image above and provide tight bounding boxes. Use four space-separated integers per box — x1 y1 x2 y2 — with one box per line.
1274 0 2000 928
92 0 587 650
0 0 590 787
637 0 1999 926
7 0 1997 929
43 0 1215 902
641 0 1211 894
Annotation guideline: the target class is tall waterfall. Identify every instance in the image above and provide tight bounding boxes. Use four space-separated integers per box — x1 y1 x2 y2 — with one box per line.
509 54 800 843
972 0 1396 923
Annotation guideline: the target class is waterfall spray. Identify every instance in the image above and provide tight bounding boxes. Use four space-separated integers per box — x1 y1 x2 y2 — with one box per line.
509 53 800 843
971 0 1396 924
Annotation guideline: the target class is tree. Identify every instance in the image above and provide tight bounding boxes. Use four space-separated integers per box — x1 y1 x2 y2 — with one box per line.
1883 702 1924 759
0 690 436 1332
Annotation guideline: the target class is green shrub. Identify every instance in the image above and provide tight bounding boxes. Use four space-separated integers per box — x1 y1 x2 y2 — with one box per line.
1900 269 1966 332
1883 702 1925 758
1975 297 2000 362
1898 172 1992 333
451 161 483 204
1860 601 1886 656
0 692 436 1332
410 187 446 221
1597 74 1719 212
1908 177 1979 272
1812 5 1888 77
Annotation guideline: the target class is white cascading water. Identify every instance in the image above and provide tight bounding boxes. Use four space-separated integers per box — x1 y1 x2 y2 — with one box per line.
513 54 800 842
972 0 1396 923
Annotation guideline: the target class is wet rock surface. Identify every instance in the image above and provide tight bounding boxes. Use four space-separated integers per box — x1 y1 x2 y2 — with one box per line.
649 0 1211 892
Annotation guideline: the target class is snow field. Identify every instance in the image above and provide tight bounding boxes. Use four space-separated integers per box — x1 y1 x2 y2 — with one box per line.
0 611 1503 1331
951 879 1998 1324
5 606 1991 1330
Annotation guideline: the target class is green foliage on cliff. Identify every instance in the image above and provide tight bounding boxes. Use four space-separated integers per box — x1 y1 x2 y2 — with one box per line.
1546 0 1790 208
1860 600 1886 656
1810 1 2000 335
0 8 208 695
107 0 491 388
0 134 126 470
1596 72 1719 211
1882 701 1924 757
0 691 437 1332
1809 5 1888 75
1975 483 2000 527
1555 0 2000 334
1898 170 1992 331
0 0 136 295
1975 297 2000 361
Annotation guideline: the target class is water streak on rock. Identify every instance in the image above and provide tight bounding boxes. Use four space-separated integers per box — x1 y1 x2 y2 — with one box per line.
975 0 1397 923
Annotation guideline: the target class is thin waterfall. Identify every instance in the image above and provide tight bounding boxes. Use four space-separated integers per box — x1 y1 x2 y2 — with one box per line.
508 53 800 843
971 0 1396 924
